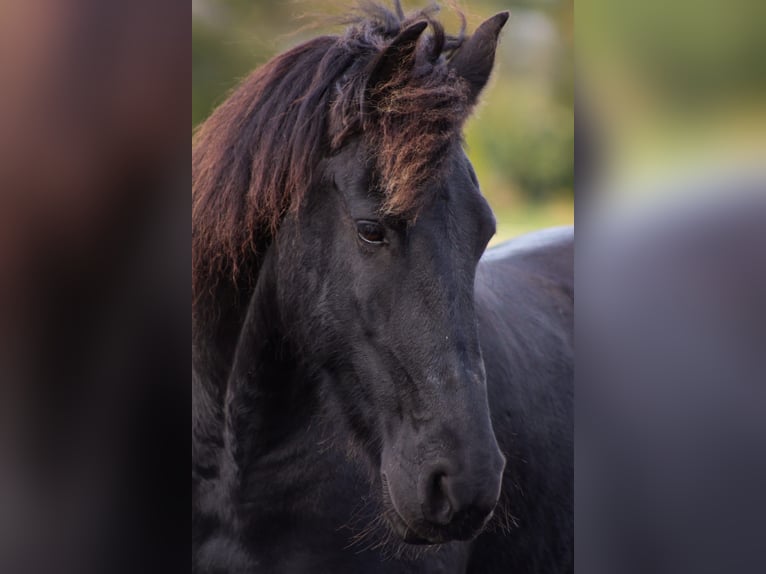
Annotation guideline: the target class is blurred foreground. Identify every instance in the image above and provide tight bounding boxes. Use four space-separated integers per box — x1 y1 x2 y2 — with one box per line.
0 1 187 573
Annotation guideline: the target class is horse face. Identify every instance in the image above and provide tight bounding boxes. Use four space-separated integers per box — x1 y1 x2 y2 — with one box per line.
276 139 505 544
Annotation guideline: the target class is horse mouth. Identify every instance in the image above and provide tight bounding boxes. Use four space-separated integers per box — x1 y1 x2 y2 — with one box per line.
384 495 494 545
385 504 442 545
380 474 437 545
381 475 489 545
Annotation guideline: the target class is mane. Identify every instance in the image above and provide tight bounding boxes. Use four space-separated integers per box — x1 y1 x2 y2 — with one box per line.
192 2 474 325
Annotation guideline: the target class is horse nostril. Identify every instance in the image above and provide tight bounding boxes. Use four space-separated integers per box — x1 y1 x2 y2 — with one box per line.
420 468 455 526
418 456 503 533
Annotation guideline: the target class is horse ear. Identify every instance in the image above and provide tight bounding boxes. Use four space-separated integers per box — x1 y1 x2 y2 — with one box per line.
363 20 429 114
451 11 510 104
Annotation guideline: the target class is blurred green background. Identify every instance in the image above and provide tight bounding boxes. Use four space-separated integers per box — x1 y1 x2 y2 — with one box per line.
578 0 766 196
192 0 574 243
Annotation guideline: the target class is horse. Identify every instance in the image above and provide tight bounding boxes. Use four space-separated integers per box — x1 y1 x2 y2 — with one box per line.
192 3 573 572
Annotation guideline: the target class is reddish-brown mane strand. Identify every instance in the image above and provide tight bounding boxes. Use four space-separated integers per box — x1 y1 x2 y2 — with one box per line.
193 3 473 324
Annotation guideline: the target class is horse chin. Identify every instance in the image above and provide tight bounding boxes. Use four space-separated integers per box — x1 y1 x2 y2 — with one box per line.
385 505 440 545
382 489 487 546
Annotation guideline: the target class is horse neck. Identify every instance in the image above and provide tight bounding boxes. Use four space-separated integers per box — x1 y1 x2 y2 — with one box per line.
222 259 315 458
192 277 254 486
194 233 293 377
193 292 247 388
192 247 272 478
209 246 323 454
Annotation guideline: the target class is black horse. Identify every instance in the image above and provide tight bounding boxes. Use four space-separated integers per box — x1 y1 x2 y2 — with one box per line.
192 3 572 572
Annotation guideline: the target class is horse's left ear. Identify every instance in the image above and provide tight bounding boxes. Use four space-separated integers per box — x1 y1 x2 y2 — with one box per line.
451 11 510 105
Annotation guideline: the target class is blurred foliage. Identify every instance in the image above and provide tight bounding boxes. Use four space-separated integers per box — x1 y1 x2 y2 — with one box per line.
192 0 574 237
579 0 766 194
580 0 766 112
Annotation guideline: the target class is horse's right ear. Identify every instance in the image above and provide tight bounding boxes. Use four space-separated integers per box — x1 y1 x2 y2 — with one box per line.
363 20 429 115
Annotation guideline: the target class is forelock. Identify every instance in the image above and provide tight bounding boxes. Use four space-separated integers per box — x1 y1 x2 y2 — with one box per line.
329 11 471 219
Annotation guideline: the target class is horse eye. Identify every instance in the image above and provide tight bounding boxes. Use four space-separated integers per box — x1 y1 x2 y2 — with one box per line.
356 220 386 245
